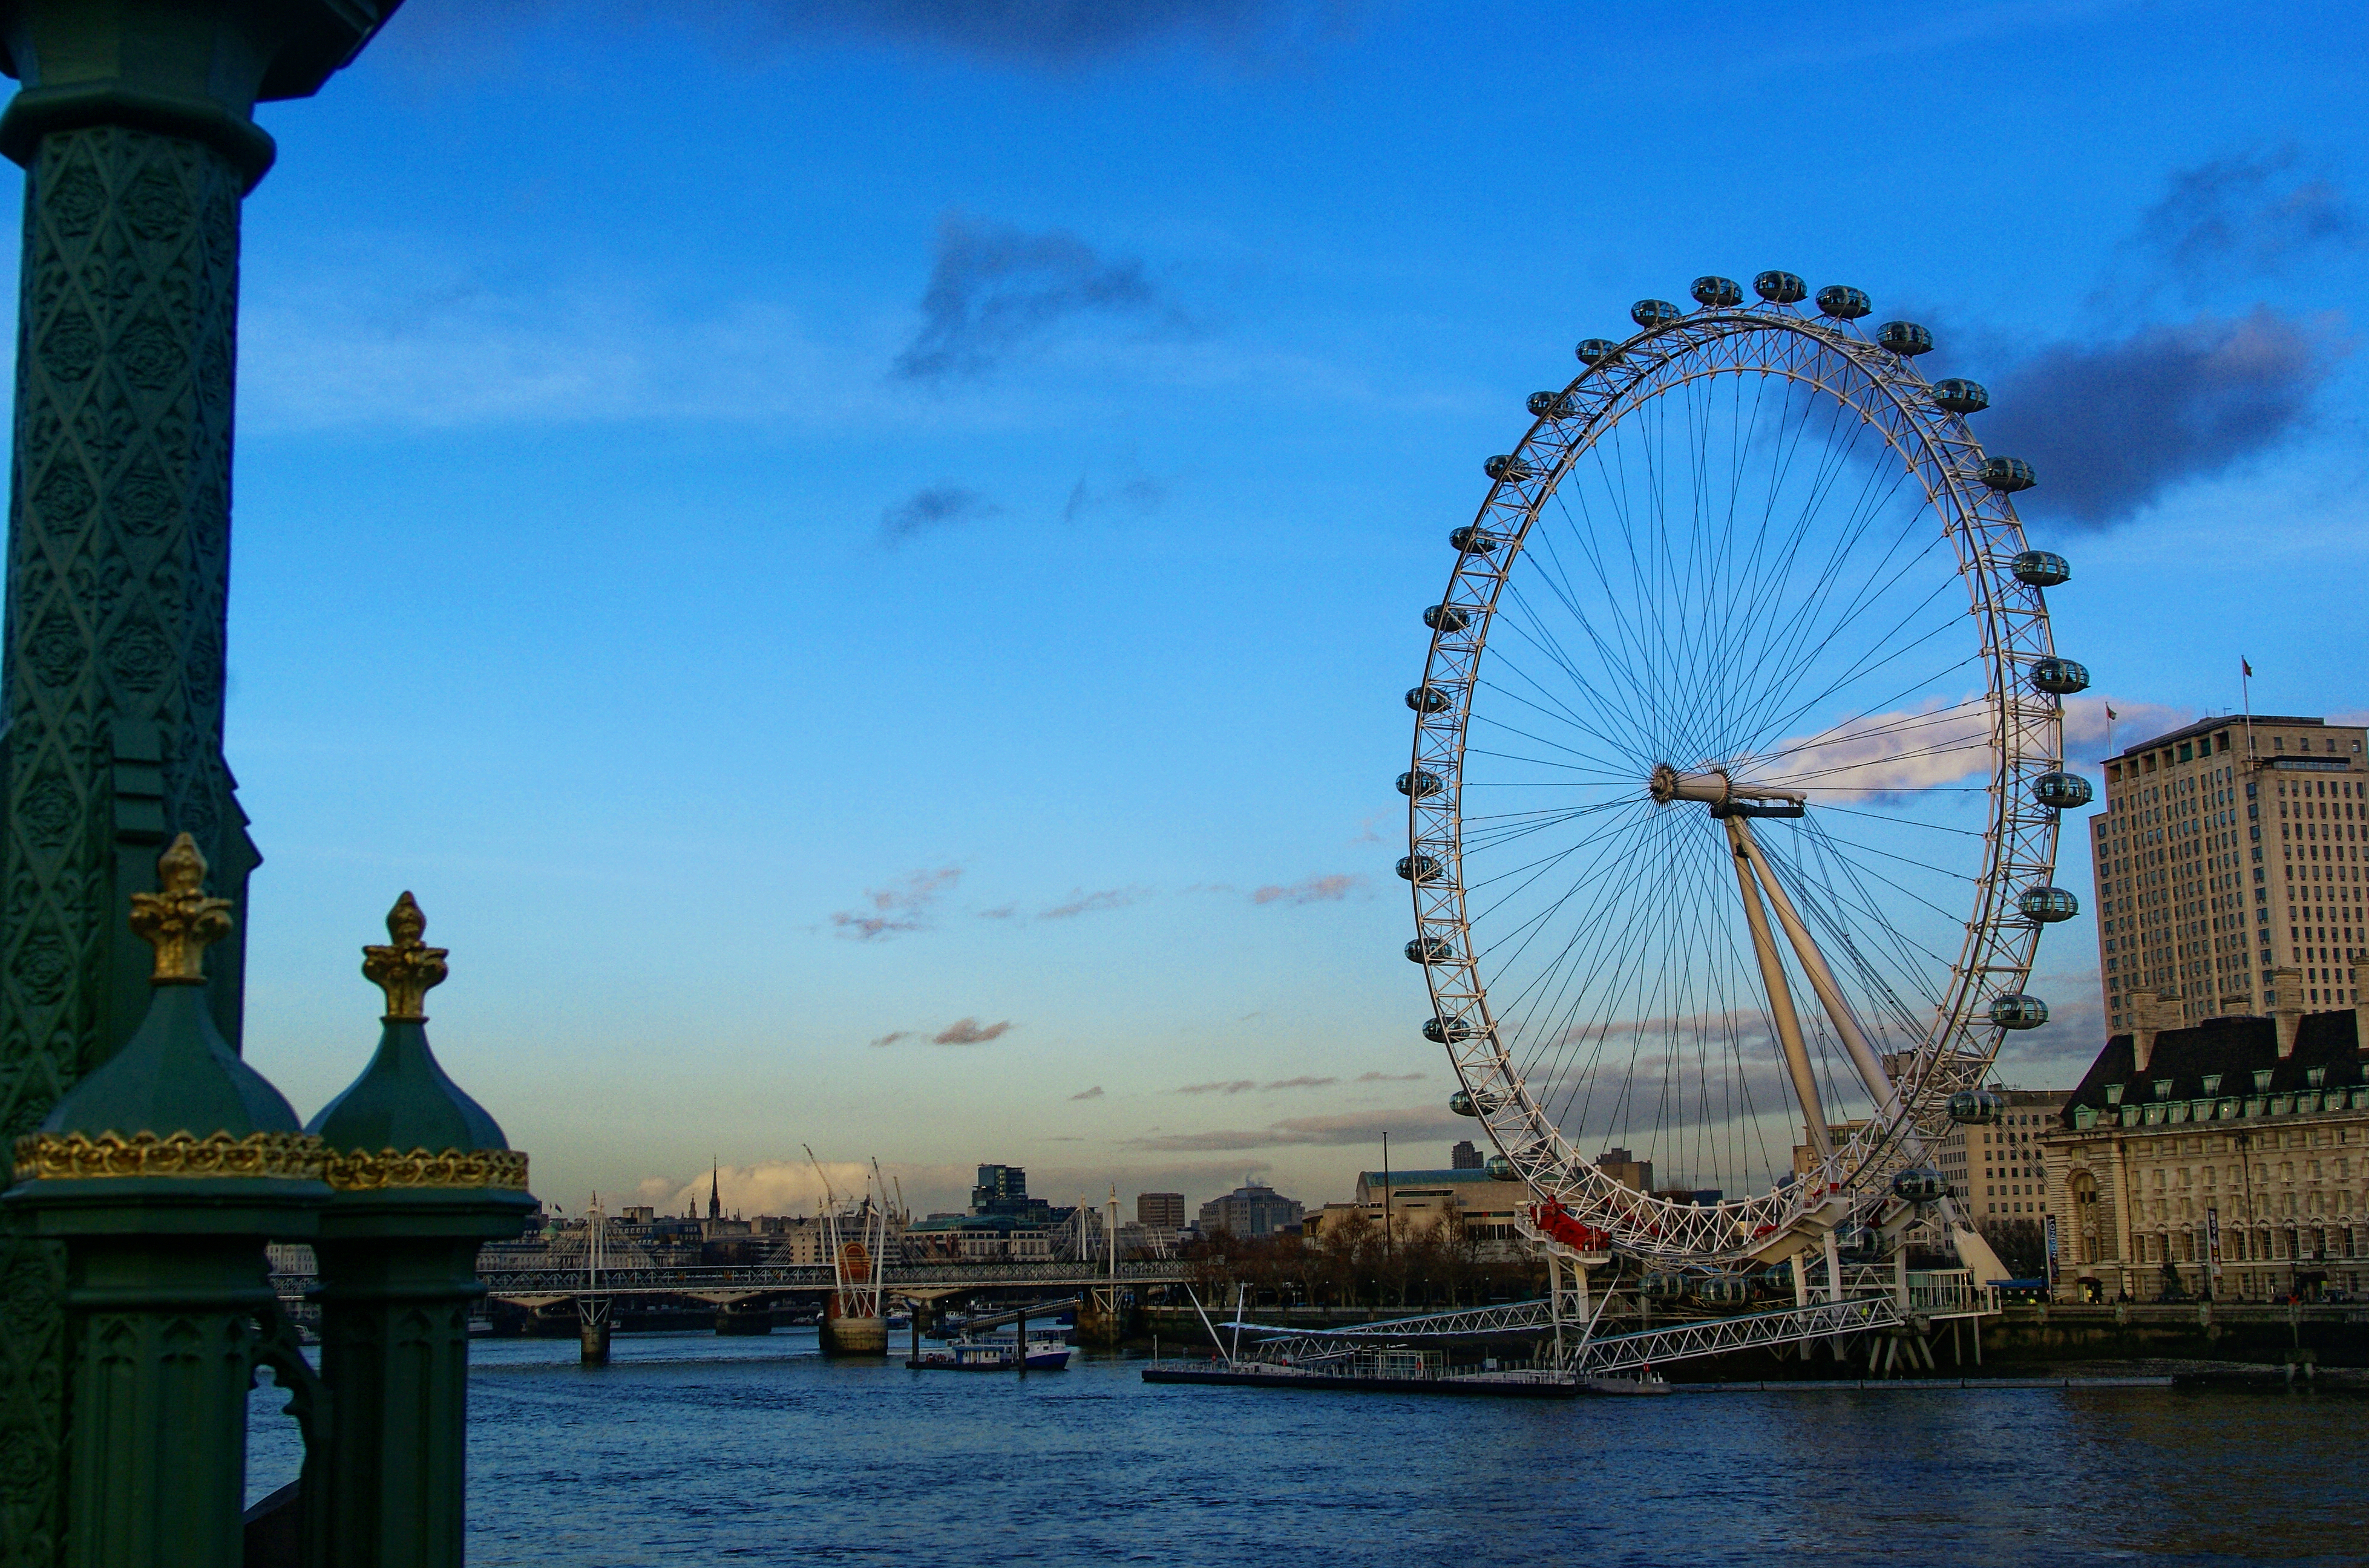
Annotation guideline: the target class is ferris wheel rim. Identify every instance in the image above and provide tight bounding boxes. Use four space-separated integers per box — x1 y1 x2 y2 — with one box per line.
1406 294 2065 1269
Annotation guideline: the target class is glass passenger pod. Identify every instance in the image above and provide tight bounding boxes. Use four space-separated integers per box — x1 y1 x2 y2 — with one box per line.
1990 994 2050 1030
1483 454 1534 483
2033 771 2092 810
1449 524 1499 555
1630 299 1682 328
1423 1014 1476 1044
1642 1271 1688 1299
1876 320 1933 356
1406 685 1452 714
1396 854 1441 883
1423 603 1472 633
1947 1089 2007 1125
1891 1168 1947 1203
1753 270 1807 304
1689 275 1743 308
1836 1227 1882 1259
1932 377 1990 414
1484 1154 1518 1181
1574 337 1623 365
1815 284 1872 319
1449 1089 1478 1117
1405 936 1455 964
1397 769 1443 799
2030 657 2089 696
1694 1275 1749 1305
2017 884 2080 923
1979 456 2037 492
2010 549 2070 587
1527 390 1578 418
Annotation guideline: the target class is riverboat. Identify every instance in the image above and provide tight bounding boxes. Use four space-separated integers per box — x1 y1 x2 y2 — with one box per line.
907 1333 1073 1371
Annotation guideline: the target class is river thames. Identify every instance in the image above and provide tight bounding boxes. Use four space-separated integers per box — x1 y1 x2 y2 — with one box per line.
250 1331 2358 1565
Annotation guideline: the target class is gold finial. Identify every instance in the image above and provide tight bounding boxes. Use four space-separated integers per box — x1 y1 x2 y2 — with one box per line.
128 832 232 984
362 892 448 1020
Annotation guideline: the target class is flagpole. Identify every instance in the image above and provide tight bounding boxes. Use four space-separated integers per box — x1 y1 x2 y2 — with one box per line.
2241 658 2253 760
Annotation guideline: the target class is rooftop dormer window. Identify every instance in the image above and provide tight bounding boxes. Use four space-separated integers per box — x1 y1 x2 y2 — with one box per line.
2202 1074 2223 1096
2253 1070 2275 1093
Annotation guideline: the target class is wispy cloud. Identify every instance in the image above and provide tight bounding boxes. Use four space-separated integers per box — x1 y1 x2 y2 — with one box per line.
1061 471 1167 524
976 904 1018 920
1356 1070 1426 1083
870 1030 912 1048
1069 1085 1105 1101
1041 886 1148 920
1127 1103 1461 1153
1176 1076 1339 1094
894 212 1179 384
880 483 999 545
2123 145 2362 289
1250 873 1362 906
933 1016 1013 1045
831 866 962 940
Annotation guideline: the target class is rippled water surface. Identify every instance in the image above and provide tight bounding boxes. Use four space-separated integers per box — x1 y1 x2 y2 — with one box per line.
249 1330 2359 1566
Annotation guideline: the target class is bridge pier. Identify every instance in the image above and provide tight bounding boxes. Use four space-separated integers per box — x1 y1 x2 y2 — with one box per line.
578 1298 612 1366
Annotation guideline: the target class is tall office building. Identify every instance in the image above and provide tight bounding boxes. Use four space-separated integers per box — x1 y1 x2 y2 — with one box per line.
2092 714 2366 1031
1135 1192 1185 1231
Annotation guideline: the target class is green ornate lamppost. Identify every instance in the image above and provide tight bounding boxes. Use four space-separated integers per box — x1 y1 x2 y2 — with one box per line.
307 893 534 1568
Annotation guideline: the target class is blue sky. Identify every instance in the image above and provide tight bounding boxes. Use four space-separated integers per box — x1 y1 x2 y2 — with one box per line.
24 0 2365 1219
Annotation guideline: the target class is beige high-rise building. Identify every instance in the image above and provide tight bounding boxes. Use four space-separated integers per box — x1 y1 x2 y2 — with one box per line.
2091 714 2367 1033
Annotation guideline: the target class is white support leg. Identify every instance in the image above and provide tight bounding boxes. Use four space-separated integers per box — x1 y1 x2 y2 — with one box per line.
1725 817 1830 1160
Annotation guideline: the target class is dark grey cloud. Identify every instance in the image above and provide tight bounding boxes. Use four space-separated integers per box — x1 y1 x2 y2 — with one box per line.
1126 1103 1460 1153
880 483 998 544
932 1016 1013 1045
1069 1085 1105 1101
894 214 1175 383
2128 146 2361 286
1980 307 2339 528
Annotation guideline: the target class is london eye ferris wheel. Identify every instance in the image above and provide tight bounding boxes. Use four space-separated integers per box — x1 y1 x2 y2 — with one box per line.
1403 271 2088 1272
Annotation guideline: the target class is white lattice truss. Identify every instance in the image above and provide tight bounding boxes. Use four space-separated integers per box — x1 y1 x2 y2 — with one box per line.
1409 299 2063 1266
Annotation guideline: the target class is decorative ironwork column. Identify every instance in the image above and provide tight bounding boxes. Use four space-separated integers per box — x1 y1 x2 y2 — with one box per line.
0 7 401 1563
307 894 533 1568
3 834 332 1568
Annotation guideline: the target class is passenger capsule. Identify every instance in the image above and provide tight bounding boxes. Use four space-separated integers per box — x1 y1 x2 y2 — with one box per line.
1449 1089 1479 1117
1405 936 1454 964
1397 854 1441 883
2010 549 2069 587
1892 1168 1948 1204
1690 275 1743 308
1398 769 1443 799
1754 270 1807 304
1876 321 1934 356
1575 338 1623 365
1631 298 1682 328
2018 885 2080 923
1484 1154 1518 1181
1816 284 1872 319
2033 771 2092 810
1422 1014 1475 1044
1484 454 1534 483
1989 993 2050 1030
1836 1226 1882 1258
1450 525 1500 555
2030 657 2089 696
1932 378 1989 414
1406 685 1451 714
1695 1274 1750 1305
1642 1271 1688 1299
1527 390 1576 418
1947 1089 2007 1125
1979 456 2037 493
1422 603 1472 633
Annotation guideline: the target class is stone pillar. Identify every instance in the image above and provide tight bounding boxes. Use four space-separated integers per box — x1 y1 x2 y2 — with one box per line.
2128 989 2162 1071
0 9 399 1562
2350 959 2366 1052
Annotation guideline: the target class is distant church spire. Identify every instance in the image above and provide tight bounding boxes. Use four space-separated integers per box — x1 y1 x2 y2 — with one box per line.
709 1157 721 1223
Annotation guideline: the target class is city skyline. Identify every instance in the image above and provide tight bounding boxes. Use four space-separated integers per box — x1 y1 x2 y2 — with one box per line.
32 1 2362 1216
